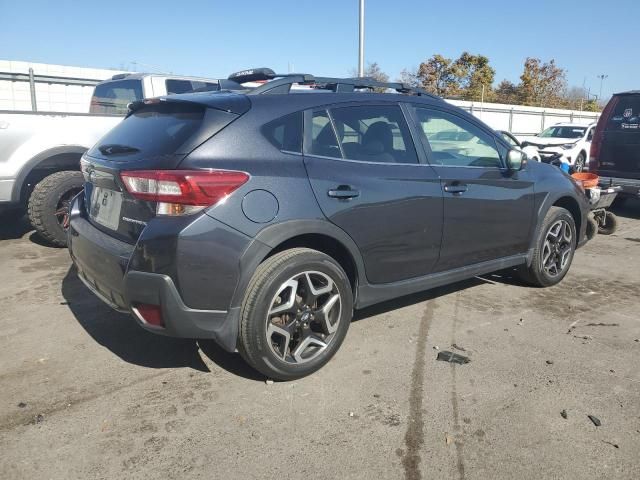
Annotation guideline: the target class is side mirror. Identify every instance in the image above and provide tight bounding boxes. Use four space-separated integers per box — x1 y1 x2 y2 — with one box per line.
507 149 526 171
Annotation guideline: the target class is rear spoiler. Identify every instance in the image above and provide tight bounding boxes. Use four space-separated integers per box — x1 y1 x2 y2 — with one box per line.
126 93 250 117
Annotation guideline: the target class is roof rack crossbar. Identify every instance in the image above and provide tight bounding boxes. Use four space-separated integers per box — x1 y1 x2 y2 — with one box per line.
247 74 437 98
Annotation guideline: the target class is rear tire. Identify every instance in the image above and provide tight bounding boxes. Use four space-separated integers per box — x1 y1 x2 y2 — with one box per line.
239 248 353 381
597 211 618 235
27 171 84 247
517 207 577 287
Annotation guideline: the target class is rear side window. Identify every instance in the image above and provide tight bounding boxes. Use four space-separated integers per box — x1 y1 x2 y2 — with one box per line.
329 105 418 164
166 79 220 95
607 96 640 132
90 80 143 115
88 103 205 160
262 112 303 153
309 110 341 158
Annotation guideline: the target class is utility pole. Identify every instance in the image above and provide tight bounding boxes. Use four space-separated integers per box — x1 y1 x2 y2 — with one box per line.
597 74 608 103
358 0 365 77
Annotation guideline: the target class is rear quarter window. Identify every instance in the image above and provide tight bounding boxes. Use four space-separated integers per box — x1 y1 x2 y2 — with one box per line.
607 96 640 132
262 112 303 153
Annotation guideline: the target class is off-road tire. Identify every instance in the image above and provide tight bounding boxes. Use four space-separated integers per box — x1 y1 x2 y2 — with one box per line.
239 248 353 381
597 211 618 235
517 206 577 287
27 171 84 247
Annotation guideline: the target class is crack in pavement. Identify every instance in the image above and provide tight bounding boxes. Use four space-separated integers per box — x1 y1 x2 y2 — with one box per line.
450 292 467 480
401 299 436 480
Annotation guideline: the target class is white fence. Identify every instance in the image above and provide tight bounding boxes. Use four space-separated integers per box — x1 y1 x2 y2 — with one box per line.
446 99 600 136
0 60 127 112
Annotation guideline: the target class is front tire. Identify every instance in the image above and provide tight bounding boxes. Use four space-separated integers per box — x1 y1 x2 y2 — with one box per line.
239 248 353 381
574 152 586 172
27 171 84 247
517 207 577 287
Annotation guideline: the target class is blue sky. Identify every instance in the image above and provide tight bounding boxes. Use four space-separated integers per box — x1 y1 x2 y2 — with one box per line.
1 0 636 99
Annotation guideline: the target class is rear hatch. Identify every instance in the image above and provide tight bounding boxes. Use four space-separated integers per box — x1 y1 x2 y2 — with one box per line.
82 93 250 243
598 93 640 179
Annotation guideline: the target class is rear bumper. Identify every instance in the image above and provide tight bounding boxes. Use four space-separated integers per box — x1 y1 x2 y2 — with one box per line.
598 176 640 198
67 194 241 351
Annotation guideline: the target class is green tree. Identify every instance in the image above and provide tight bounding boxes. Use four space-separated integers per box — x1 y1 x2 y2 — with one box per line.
494 80 521 104
416 54 461 97
454 52 495 101
519 58 567 107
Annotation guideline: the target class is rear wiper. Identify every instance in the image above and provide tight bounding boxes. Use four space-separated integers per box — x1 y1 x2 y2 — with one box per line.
98 144 140 156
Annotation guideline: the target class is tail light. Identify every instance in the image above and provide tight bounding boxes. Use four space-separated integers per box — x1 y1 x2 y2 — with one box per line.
120 169 249 216
589 96 619 172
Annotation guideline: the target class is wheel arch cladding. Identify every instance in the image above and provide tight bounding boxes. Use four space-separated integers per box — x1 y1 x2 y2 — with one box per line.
17 146 86 203
266 233 358 294
552 196 582 236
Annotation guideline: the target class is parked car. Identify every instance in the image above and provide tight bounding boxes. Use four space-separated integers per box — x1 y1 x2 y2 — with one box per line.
520 123 596 172
589 90 640 200
68 69 589 380
0 73 242 246
498 130 541 161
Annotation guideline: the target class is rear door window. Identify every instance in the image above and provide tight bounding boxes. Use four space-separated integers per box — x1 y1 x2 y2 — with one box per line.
608 96 640 132
328 105 418 164
308 110 342 158
90 80 143 115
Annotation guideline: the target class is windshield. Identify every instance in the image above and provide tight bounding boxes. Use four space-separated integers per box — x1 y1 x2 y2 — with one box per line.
539 126 586 139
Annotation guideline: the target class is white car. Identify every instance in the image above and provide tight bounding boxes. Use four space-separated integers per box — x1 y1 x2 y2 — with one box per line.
520 123 596 172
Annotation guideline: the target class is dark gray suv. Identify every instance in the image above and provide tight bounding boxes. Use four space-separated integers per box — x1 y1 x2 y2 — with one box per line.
68 71 589 380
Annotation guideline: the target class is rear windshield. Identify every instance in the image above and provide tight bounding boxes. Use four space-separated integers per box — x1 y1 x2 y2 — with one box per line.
90 79 143 115
88 102 205 161
607 96 640 132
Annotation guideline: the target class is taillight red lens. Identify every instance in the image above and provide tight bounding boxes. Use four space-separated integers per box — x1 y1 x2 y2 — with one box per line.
589 96 619 172
120 169 249 207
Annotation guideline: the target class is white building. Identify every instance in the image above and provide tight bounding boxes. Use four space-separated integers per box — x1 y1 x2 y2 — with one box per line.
0 59 127 112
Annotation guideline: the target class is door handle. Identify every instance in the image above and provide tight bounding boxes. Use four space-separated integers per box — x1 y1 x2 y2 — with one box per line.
328 186 360 199
444 183 468 194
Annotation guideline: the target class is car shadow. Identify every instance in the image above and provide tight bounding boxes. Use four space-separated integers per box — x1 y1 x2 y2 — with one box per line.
0 209 31 240
353 276 492 322
610 198 640 220
61 265 265 380
0 210 63 246
60 264 520 380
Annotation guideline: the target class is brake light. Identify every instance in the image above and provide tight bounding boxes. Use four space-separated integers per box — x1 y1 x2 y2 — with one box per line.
589 96 619 172
120 169 249 216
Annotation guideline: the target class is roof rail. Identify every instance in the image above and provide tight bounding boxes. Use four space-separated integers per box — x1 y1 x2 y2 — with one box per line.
243 72 437 98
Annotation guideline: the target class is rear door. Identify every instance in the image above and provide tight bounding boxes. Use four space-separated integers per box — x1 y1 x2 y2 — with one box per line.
303 103 443 284
410 106 535 271
599 94 640 179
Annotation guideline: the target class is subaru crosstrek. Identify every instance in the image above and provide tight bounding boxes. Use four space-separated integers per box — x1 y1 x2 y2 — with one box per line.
68 70 589 380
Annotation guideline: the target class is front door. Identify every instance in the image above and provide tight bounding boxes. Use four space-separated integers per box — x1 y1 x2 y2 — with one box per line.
303 104 443 284
411 106 535 272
